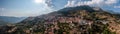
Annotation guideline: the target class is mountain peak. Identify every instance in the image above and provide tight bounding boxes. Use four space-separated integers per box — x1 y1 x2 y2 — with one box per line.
59 5 95 12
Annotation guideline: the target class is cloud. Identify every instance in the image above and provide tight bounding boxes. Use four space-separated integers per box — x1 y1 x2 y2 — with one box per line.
45 0 54 7
64 0 75 7
0 0 54 17
64 0 118 7
105 0 117 4
34 0 45 3
0 8 5 11
34 0 53 8
0 8 52 17
33 0 55 16
114 6 120 8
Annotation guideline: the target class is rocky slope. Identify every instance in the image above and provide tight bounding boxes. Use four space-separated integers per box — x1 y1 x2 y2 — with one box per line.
0 5 120 34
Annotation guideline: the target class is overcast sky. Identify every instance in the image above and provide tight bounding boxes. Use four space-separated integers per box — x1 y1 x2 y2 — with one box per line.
0 0 120 17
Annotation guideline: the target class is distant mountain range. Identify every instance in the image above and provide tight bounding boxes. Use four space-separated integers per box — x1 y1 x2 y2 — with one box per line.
0 5 120 34
0 20 9 25
0 16 26 25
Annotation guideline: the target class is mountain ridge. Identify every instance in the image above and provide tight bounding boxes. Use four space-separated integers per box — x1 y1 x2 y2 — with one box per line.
0 16 26 23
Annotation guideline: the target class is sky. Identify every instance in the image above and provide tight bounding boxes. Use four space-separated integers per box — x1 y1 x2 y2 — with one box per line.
0 0 120 17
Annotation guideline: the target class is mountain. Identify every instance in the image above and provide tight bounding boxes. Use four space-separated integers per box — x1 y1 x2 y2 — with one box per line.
0 16 26 25
0 16 26 23
0 20 9 25
0 5 120 34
